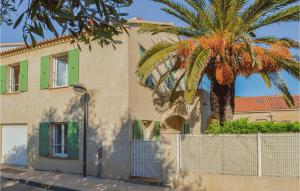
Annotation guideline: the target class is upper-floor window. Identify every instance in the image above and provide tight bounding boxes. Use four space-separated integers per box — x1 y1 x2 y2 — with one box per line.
0 60 28 95
9 64 20 93
139 44 146 57
52 55 68 87
40 49 79 90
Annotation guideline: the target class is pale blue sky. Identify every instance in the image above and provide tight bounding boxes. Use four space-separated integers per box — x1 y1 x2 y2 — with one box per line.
1 0 299 97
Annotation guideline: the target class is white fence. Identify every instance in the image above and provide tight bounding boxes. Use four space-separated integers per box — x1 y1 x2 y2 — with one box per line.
179 133 300 177
130 140 162 179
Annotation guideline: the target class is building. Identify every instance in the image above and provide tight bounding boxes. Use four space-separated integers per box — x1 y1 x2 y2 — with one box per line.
0 42 24 52
0 18 210 180
234 95 300 122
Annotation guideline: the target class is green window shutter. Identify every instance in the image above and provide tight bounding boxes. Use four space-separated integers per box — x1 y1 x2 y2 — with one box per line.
133 120 143 140
0 65 7 94
67 122 79 159
151 121 160 141
39 122 49 157
20 60 28 92
40 56 50 89
183 123 190 134
68 49 79 85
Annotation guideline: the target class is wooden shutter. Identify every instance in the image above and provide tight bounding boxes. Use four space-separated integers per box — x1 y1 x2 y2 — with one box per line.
68 49 79 85
20 60 28 92
40 56 50 89
151 121 160 140
67 122 79 159
183 123 190 134
133 120 143 140
0 65 7 94
39 122 49 157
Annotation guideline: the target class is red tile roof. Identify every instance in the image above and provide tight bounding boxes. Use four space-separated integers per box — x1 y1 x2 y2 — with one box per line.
234 95 300 113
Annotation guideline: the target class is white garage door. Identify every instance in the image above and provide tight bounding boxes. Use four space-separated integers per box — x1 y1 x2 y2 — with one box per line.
2 125 28 166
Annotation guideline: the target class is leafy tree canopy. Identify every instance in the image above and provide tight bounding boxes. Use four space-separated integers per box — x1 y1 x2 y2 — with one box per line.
137 0 300 113
0 0 132 48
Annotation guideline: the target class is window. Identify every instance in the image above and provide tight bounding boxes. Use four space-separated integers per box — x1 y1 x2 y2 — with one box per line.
53 55 68 87
39 122 79 159
139 44 146 57
52 124 68 157
145 74 155 88
8 64 20 93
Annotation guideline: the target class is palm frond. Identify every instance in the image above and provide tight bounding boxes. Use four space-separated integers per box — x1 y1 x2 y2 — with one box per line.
241 0 277 23
251 5 300 30
185 47 210 103
152 66 179 95
170 70 186 102
154 0 199 29
268 72 294 106
225 0 247 28
137 23 204 37
138 41 179 82
254 37 300 49
184 0 214 30
273 56 300 80
269 0 299 12
259 71 272 87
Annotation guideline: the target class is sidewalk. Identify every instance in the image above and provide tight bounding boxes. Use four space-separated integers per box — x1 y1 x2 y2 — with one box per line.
0 166 172 191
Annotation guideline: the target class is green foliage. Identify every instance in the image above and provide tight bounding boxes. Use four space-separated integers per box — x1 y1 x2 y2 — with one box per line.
137 0 300 108
206 118 300 134
1 0 132 48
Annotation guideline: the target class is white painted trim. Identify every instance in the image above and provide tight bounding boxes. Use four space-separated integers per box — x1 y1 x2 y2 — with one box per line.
257 133 262 177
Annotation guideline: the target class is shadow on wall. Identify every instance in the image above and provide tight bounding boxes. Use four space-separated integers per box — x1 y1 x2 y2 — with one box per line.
156 90 208 134
24 89 208 190
27 90 130 179
3 145 27 166
159 135 207 191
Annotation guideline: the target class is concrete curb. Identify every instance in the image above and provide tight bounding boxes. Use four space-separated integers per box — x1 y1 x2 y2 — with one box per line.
1 176 80 191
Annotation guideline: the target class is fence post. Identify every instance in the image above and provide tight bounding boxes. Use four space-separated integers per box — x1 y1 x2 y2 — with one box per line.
176 134 180 173
257 133 262 177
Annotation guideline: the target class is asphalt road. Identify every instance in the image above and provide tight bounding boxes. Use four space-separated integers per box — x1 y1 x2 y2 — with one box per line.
1 178 53 191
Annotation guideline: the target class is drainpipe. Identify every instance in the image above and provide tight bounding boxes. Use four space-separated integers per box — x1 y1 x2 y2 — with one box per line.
71 84 89 177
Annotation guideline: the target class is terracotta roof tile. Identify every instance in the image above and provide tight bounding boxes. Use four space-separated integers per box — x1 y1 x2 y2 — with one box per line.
234 95 300 113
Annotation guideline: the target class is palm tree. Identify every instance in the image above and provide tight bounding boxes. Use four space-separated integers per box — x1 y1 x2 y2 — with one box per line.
137 0 300 124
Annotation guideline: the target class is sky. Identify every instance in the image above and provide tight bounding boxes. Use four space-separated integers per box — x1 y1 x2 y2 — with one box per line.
1 0 299 97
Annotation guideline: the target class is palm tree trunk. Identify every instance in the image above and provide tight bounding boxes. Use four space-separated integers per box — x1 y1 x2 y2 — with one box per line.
210 77 235 124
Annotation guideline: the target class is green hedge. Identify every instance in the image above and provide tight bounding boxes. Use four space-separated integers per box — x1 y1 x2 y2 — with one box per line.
206 118 300 134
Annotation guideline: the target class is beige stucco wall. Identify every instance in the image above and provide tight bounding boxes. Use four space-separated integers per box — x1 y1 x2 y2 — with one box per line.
234 110 300 122
0 26 211 180
0 34 130 179
161 90 211 134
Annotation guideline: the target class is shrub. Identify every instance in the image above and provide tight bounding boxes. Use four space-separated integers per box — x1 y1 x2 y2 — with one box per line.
206 118 300 134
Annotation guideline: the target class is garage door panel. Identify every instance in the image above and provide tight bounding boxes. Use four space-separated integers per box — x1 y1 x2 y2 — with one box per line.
2 125 28 166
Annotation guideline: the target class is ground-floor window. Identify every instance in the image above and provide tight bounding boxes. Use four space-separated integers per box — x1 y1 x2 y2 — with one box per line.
52 124 68 157
39 122 79 159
